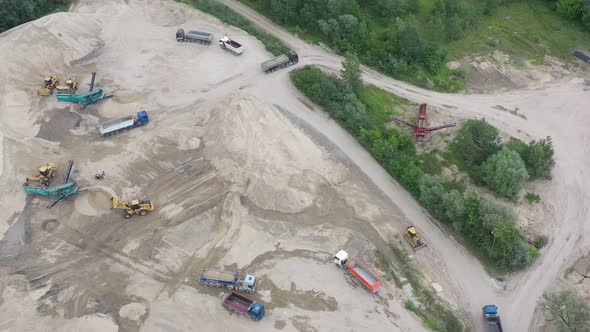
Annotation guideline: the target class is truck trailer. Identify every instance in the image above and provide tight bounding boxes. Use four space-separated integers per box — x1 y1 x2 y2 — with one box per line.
334 250 382 293
482 305 504 332
219 36 243 55
261 51 299 73
199 269 257 293
223 291 265 321
98 111 149 136
176 28 213 45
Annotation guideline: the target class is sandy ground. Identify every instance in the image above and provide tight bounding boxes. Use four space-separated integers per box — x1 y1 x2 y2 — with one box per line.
0 1 431 331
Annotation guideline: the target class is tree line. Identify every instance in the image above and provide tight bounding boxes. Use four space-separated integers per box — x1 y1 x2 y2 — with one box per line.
0 0 71 33
290 57 553 271
553 0 590 30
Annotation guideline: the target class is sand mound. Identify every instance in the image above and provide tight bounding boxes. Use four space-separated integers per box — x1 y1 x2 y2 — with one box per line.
74 187 112 217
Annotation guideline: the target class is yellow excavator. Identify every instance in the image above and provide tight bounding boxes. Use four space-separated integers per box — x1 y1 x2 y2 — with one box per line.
111 196 155 219
405 226 427 251
56 77 78 94
38 75 59 95
25 163 58 187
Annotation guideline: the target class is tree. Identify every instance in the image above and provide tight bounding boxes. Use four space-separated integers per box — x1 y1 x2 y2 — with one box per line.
479 198 516 229
543 290 590 332
556 0 585 20
341 53 363 94
524 137 555 179
419 175 447 221
482 147 529 199
397 24 424 60
442 189 465 226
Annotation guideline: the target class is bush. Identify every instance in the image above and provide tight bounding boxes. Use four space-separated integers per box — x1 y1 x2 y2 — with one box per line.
0 0 70 33
482 147 529 199
451 119 501 174
525 192 541 204
524 137 555 179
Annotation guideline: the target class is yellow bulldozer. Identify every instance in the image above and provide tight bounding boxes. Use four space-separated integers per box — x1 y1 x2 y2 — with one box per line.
56 77 78 94
25 163 57 187
405 226 427 251
38 75 59 95
111 196 155 219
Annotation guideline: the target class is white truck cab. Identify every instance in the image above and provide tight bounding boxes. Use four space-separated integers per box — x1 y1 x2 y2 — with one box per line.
241 274 257 293
334 250 349 269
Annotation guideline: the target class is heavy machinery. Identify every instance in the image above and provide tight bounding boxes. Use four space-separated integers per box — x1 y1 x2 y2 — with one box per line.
38 75 59 95
111 196 154 219
405 226 427 251
222 291 265 321
23 160 86 208
56 77 79 94
219 36 243 55
334 250 382 293
176 28 213 44
56 72 111 110
199 269 257 293
482 305 504 332
390 103 456 142
98 111 149 136
261 51 299 73
24 163 57 187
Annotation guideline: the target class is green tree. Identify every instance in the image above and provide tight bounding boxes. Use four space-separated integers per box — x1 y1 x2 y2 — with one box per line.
525 137 555 179
479 198 516 229
556 0 585 20
419 175 447 221
442 189 465 226
543 290 590 332
482 147 529 199
341 53 363 94
397 24 424 60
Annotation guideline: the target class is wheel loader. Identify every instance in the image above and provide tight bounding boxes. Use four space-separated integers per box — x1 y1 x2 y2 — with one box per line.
38 75 59 95
24 163 57 187
111 196 154 219
405 226 427 251
56 78 78 94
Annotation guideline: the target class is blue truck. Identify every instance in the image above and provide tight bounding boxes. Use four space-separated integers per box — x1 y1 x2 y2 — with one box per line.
482 305 504 332
223 291 265 321
199 269 257 293
98 111 149 136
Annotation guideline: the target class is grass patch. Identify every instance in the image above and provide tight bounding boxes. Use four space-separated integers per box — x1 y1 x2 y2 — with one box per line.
417 152 443 175
178 0 290 55
532 235 549 249
443 0 590 63
525 192 542 204
358 85 414 123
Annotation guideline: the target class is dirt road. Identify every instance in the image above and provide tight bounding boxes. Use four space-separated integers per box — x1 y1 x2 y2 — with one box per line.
217 0 590 330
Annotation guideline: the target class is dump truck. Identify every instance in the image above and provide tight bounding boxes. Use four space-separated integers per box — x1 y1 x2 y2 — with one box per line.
261 51 299 73
219 36 243 55
334 250 382 293
199 269 257 293
176 28 213 45
482 305 504 332
222 291 265 321
98 111 149 136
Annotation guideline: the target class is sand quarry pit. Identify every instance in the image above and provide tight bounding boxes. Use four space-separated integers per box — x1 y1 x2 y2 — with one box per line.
0 0 429 331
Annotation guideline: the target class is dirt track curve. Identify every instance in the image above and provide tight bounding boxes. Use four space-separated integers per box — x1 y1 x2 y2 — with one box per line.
218 0 590 330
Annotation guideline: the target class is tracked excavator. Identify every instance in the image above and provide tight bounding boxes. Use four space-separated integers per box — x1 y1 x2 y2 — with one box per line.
38 75 59 95
405 226 427 251
111 196 154 219
25 163 57 187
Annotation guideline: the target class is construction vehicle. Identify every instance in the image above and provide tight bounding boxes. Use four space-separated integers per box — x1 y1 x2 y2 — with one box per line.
24 163 57 187
405 226 427 251
56 78 79 94
219 36 243 55
176 28 213 44
482 305 504 332
390 103 456 142
222 291 265 321
38 75 59 95
334 250 382 293
56 72 111 110
261 51 299 73
199 269 257 293
98 111 149 136
111 196 154 219
95 171 106 180
23 160 86 208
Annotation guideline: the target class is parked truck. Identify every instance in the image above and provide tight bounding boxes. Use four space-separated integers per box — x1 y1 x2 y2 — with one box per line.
199 269 257 293
334 250 382 293
98 111 149 136
482 305 504 332
222 291 265 321
176 28 213 45
261 51 299 73
219 36 243 55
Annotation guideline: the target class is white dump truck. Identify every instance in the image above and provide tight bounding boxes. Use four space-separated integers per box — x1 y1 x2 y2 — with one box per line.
219 36 244 55
98 111 149 136
176 28 213 45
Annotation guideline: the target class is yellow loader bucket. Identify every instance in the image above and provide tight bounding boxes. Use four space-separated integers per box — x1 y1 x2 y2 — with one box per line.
38 88 51 96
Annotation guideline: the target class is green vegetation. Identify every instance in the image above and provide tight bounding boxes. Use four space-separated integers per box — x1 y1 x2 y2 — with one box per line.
543 290 590 331
449 120 555 199
525 192 542 204
0 0 71 33
554 0 590 31
290 60 541 272
179 0 290 55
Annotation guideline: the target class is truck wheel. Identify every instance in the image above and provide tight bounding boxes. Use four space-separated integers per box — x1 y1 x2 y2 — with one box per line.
124 214 132 219
139 209 148 216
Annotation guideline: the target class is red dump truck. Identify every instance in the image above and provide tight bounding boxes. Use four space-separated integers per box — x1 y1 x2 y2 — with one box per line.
222 291 265 321
334 250 382 293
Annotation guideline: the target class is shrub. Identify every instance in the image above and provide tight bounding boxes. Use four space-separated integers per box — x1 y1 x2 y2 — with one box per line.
482 147 529 199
